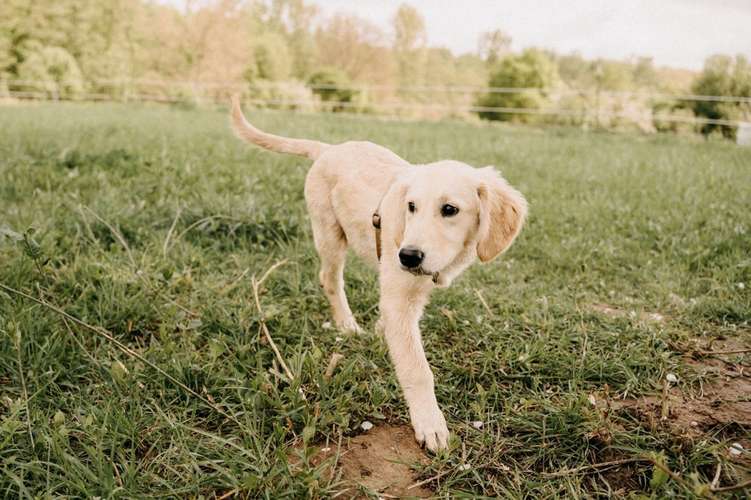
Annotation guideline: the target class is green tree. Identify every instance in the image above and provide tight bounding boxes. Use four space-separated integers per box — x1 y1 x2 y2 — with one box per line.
476 48 559 122
264 0 319 79
691 54 751 139
246 32 292 81
392 3 426 86
16 45 83 98
632 57 658 88
307 67 355 111
478 29 511 66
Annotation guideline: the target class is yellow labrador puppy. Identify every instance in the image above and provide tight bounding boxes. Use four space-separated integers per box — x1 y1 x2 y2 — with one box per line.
231 98 527 451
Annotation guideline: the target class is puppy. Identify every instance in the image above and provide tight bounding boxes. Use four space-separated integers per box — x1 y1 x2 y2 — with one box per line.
230 97 527 451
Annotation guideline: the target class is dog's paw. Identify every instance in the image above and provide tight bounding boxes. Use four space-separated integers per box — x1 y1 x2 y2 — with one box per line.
337 318 364 335
411 407 449 452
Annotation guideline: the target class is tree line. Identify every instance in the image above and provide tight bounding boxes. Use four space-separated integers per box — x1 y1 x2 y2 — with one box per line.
1 0 749 138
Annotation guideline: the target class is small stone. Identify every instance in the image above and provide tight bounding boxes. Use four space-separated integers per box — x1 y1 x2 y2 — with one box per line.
737 283 745 290
646 312 664 322
472 420 484 429
322 322 332 330
588 394 597 406
729 443 744 457
666 373 679 384
334 336 343 342
690 421 698 427
321 447 331 452
360 421 373 431
459 464 471 471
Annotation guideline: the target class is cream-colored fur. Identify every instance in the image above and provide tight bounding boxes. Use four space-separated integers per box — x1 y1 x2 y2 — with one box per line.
231 97 527 451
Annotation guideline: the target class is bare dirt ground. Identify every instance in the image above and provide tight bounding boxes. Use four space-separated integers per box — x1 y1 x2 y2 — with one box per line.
291 425 432 498
614 333 751 489
617 335 750 436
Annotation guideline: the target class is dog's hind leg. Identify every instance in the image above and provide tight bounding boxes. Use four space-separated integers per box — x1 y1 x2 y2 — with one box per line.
305 177 362 334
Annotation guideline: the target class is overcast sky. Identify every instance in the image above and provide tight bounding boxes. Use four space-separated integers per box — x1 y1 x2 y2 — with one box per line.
312 0 751 70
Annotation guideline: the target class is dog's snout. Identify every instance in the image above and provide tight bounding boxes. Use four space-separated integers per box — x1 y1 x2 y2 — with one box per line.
399 246 424 269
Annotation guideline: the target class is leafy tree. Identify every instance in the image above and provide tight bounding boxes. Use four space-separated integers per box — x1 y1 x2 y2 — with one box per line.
476 48 559 122
314 13 393 85
632 57 658 88
593 60 633 91
16 45 83 98
246 32 292 81
556 52 594 88
264 0 319 79
691 54 751 139
393 3 426 52
478 29 511 66
392 3 427 87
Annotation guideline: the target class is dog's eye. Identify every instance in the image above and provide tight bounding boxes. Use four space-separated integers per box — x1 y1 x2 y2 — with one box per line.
408 201 415 213
441 204 459 217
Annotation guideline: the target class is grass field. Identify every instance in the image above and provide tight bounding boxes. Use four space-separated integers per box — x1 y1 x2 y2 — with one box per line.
1 103 750 498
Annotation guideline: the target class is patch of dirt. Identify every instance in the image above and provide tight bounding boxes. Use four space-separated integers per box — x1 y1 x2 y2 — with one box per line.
612 335 751 478
290 425 432 498
616 336 750 437
595 461 646 496
590 303 665 323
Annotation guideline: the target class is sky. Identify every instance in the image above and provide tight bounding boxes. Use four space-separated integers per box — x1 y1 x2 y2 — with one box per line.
312 0 751 70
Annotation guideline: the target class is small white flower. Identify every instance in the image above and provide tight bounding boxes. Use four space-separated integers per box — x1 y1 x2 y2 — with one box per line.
322 321 332 330
459 464 471 471
729 443 744 457
666 373 679 384
360 421 373 431
472 420 484 429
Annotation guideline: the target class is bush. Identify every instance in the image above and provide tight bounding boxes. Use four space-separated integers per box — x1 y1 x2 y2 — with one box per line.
476 49 558 123
247 80 318 112
691 55 751 140
652 101 696 135
307 68 357 112
16 46 84 100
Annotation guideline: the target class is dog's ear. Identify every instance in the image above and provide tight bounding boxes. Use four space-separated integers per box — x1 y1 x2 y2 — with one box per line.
380 181 408 249
476 167 527 263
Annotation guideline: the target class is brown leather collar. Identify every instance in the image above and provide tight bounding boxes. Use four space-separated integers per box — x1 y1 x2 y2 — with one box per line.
372 211 382 261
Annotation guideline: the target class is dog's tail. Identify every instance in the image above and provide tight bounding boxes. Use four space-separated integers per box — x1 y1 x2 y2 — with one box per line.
230 95 328 160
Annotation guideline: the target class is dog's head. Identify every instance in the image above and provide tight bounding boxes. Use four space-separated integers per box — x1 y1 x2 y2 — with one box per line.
381 161 527 282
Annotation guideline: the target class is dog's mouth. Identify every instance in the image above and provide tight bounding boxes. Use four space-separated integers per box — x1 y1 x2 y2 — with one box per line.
400 265 440 283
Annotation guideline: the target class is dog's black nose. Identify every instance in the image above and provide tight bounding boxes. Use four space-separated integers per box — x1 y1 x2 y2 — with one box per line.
399 246 424 269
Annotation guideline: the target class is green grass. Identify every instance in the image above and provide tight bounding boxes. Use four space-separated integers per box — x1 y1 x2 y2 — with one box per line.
1 102 749 498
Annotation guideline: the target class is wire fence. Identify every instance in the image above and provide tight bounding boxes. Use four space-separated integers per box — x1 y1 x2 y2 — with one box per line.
2 78 750 129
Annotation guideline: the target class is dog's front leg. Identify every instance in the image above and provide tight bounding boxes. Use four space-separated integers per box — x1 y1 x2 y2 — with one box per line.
380 277 449 452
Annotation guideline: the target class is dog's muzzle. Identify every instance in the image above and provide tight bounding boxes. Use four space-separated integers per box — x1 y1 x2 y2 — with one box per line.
373 210 438 284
